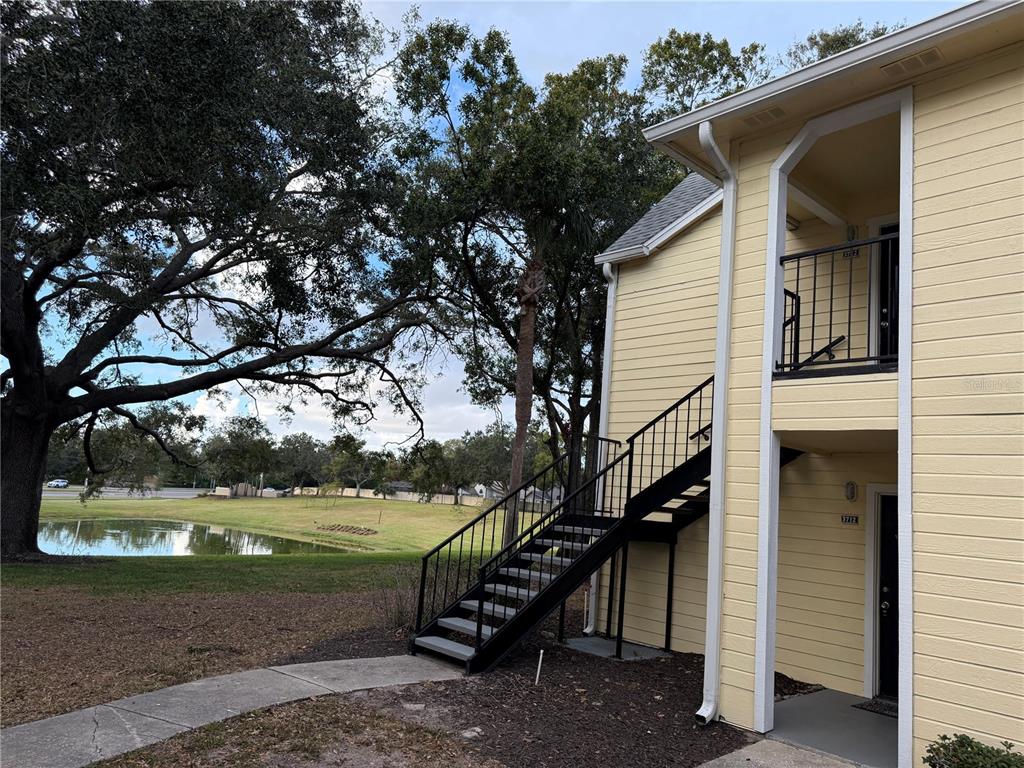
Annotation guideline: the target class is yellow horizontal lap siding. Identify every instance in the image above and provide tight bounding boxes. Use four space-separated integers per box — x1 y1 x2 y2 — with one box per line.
911 46 1024 760
597 205 722 659
774 452 897 697
773 376 897 429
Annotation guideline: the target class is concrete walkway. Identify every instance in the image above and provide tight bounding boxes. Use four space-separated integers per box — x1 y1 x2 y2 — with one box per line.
0 655 460 768
699 741 858 767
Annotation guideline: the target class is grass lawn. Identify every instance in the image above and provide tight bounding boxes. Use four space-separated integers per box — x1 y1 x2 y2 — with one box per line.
38 493 487 552
3 496 490 725
1 551 420 594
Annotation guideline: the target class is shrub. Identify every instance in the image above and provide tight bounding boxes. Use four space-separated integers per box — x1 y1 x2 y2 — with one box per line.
923 734 1023 768
372 566 420 635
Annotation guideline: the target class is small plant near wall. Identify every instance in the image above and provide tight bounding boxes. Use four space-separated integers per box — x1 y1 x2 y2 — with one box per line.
923 734 1023 768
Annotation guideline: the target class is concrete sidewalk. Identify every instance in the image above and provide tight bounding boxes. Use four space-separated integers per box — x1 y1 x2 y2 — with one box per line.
699 741 858 768
0 655 460 768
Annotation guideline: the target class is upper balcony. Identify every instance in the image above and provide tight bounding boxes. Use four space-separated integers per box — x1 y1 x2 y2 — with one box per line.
772 110 902 380
774 231 899 379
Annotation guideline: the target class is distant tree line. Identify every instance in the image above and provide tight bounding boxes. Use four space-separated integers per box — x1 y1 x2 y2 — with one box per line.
44 414 554 505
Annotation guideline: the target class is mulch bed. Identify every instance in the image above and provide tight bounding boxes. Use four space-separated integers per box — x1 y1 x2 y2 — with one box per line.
0 586 404 727
774 670 825 701
355 615 756 768
314 524 377 536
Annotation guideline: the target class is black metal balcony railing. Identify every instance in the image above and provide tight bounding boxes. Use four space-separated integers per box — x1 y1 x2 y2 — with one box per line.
776 232 899 377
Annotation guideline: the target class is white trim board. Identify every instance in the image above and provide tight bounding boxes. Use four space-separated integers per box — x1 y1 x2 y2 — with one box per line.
595 190 724 265
864 484 898 699
751 87 914 764
585 262 619 636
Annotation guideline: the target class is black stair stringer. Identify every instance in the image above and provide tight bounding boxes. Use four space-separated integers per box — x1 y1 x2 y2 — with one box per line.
625 447 712 517
466 446 714 673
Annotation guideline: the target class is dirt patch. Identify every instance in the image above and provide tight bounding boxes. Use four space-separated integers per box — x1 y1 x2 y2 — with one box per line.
315 524 377 536
95 695 498 768
0 586 400 726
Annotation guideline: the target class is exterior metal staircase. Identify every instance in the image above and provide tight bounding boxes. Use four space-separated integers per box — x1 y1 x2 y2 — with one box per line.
411 376 719 672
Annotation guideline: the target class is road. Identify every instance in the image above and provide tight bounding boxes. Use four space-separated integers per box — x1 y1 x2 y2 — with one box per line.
41 486 203 500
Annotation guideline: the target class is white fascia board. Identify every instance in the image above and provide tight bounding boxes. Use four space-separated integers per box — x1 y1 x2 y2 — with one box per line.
643 0 1021 144
594 190 724 266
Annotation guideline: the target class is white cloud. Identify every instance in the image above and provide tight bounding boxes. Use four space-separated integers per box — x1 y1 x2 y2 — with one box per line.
188 357 514 449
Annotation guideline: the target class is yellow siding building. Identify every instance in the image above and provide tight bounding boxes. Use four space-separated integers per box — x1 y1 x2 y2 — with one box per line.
590 4 1024 766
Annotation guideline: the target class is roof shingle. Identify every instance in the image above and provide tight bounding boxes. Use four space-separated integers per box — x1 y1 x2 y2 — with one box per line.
601 173 720 258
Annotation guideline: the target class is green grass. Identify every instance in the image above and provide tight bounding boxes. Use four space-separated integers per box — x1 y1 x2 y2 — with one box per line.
2 551 422 594
39 494 486 552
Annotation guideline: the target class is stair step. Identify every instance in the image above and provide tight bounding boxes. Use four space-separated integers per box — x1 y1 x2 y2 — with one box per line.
414 634 474 661
499 567 556 582
485 582 537 601
460 600 518 619
535 538 589 551
521 552 574 567
551 525 604 536
438 616 494 639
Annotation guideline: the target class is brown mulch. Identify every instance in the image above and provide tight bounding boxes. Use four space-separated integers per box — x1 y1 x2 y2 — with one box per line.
774 671 825 701
314 524 377 536
360 646 755 767
0 586 401 727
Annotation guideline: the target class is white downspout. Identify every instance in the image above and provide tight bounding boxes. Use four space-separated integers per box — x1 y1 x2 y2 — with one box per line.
695 120 737 725
585 261 619 635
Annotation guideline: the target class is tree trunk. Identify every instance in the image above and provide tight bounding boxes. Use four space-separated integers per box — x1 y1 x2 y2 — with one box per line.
505 257 544 546
1 401 52 559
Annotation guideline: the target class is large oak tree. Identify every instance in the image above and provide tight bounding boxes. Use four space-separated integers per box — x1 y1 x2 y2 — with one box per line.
0 1 438 558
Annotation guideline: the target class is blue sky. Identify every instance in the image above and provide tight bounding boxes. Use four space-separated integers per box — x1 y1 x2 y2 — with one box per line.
368 1 962 89
110 1 968 447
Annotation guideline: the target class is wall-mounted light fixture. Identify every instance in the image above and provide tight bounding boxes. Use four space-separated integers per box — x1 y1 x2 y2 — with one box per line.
844 481 858 502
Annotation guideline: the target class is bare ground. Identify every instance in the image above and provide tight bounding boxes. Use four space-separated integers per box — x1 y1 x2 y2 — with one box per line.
92 610 754 768
0 586 406 726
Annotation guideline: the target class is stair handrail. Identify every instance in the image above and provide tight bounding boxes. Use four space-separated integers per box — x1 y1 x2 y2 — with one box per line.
627 375 714 443
413 433 621 634
476 450 632 580
473 449 633 649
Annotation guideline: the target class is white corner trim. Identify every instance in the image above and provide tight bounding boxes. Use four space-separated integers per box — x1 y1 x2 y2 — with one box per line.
696 120 736 726
585 261 619 636
864 483 898 699
752 86 913 737
897 88 915 768
595 190 724 266
788 181 848 228
642 0 1020 144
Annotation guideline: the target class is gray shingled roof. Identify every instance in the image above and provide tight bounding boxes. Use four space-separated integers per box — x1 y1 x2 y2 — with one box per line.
601 173 720 258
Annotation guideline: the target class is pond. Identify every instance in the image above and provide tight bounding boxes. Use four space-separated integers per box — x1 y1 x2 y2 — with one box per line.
39 519 342 556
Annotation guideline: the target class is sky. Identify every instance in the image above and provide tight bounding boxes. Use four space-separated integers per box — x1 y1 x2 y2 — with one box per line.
153 1 964 448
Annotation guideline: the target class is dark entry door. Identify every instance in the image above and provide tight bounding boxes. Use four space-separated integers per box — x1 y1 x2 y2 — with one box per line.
878 224 899 359
878 494 899 698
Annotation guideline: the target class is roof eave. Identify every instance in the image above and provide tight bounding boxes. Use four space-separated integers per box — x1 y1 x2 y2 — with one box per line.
642 0 1022 146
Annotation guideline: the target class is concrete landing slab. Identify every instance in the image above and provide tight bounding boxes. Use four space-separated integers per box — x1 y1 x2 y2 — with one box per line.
109 668 331 729
773 688 897 768
566 635 669 660
271 654 461 692
699 740 856 768
0 704 187 768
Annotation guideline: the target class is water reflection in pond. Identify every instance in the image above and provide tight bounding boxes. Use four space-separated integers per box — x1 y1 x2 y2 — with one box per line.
39 519 342 556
